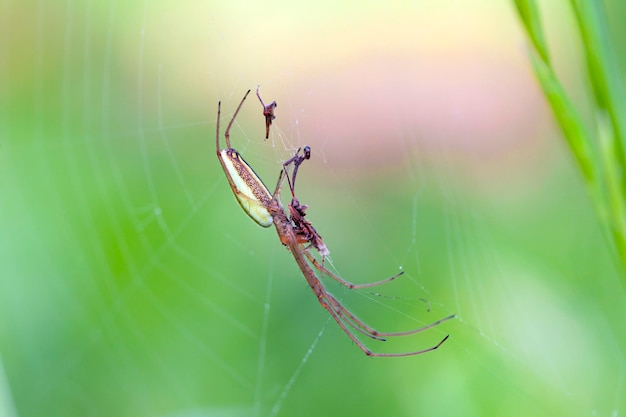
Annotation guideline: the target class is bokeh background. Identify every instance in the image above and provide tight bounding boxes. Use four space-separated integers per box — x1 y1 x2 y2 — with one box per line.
2 1 626 416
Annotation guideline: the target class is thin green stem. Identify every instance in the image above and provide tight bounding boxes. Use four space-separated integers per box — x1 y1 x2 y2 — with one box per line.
514 0 626 278
571 0 626 190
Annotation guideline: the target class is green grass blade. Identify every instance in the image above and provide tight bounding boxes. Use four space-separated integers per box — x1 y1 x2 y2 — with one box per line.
571 0 626 188
513 0 551 64
570 0 626 271
528 49 595 183
514 0 626 276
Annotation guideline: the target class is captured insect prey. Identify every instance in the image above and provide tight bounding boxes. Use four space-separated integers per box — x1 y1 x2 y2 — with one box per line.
279 145 329 258
215 90 454 357
256 85 277 139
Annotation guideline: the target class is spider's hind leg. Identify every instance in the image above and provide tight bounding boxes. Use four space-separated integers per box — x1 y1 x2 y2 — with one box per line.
303 251 403 290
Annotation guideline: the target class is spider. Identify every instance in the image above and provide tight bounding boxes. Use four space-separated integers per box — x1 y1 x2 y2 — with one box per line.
256 85 277 139
216 90 454 357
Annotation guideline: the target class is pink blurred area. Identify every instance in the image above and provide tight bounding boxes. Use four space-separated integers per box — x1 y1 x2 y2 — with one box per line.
127 1 556 185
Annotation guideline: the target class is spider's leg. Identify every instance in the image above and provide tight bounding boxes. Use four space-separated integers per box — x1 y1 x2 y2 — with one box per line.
303 250 456 338
303 250 404 289
324 291 387 341
271 166 288 200
223 89 251 149
317 286 452 357
312 283 384 353
373 314 456 338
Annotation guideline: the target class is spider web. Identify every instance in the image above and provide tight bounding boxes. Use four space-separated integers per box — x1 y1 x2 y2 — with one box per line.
2 1 626 417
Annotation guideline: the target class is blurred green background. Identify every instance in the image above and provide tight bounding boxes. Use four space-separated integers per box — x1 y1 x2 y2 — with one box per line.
2 1 625 416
